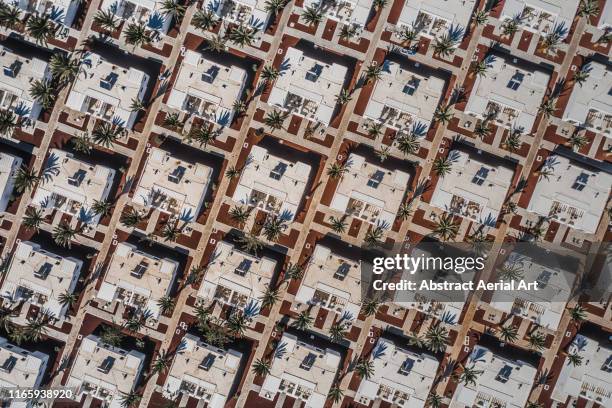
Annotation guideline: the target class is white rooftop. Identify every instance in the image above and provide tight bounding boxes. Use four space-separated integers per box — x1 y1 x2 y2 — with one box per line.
527 154 612 234
397 0 476 39
296 244 362 319
163 333 242 408
100 0 173 34
17 0 80 26
599 0 612 29
562 61 611 138
204 0 273 31
465 54 550 132
198 240 277 309
302 0 372 27
0 45 50 121
330 153 411 226
65 52 149 129
32 149 116 224
97 242 179 319
167 50 247 126
267 47 348 126
232 145 311 221
364 60 445 134
450 346 537 408
430 149 514 223
0 151 22 213
354 338 439 408
260 333 341 407
552 334 612 405
500 0 580 38
133 147 213 218
66 335 145 408
1 241 83 319
0 336 48 391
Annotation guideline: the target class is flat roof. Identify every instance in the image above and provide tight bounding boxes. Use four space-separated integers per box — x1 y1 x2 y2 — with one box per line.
1 241 83 319
355 337 439 407
97 242 179 319
32 149 116 222
0 151 22 212
302 0 371 27
267 47 348 126
133 147 213 217
562 61 611 138
0 336 49 389
198 240 277 309
259 332 341 406
398 0 476 38
552 334 612 405
167 49 247 126
465 53 550 132
204 0 272 29
296 244 362 318
232 145 312 221
66 335 145 404
65 52 149 128
500 0 580 38
330 153 411 226
451 345 537 408
527 154 612 234
430 149 514 223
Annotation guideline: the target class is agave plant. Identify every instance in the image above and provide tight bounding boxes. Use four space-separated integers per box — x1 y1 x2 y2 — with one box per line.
339 24 359 41
264 109 287 131
93 9 119 32
124 23 152 48
205 35 227 52
92 122 122 147
192 9 218 31
433 213 459 241
52 222 79 248
396 134 420 156
228 24 257 47
301 6 324 25
425 323 449 352
327 162 348 179
160 0 186 19
328 215 347 234
433 24 464 57
541 22 568 53
364 63 383 84
292 310 313 330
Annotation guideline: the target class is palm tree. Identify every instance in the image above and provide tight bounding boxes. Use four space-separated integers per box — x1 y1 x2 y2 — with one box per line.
52 222 78 248
157 296 175 315
566 352 583 366
503 129 522 152
23 207 44 232
578 0 600 17
327 162 348 179
364 226 384 246
226 313 248 337
459 365 483 386
161 0 186 19
292 310 313 330
233 100 247 115
528 332 546 351
92 199 113 217
339 24 359 41
573 63 592 87
58 290 78 308
433 29 459 57
49 53 80 86
25 313 50 342
264 109 286 131
336 88 352 105
474 120 491 140
473 10 488 26
433 104 453 124
161 222 181 242
526 402 544 408
187 126 215 147
29 79 56 110
425 324 449 352
329 216 347 234
120 208 144 228
69 133 92 155
501 16 521 36
398 24 420 44
427 393 443 408
373 0 388 9
92 122 121 147
14 166 40 193
93 9 119 32
327 386 344 404
284 263 303 281
433 156 453 177
151 350 172 375
229 205 250 227
433 213 459 241
26 13 57 46
498 325 518 343
539 98 557 118
364 63 383 84
124 23 152 48
261 65 280 83
129 98 145 112
119 391 141 408
328 321 347 343
228 24 256 47
541 22 568 53
206 35 227 52
265 0 287 14
252 358 271 376
225 166 241 179
360 297 379 316
163 112 184 131
0 109 17 136
567 132 588 150
569 305 586 322
100 324 124 347
262 216 285 241
355 358 375 379
301 6 324 25
0 3 21 30
259 287 280 309
192 9 218 31
237 233 264 253
397 202 413 220
472 55 495 78
396 134 420 156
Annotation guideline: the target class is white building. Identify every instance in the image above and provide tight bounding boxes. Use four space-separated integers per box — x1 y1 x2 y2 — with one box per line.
562 61 611 138
598 1 612 30
397 0 475 40
430 149 514 223
133 147 213 218
97 242 179 319
204 0 273 31
100 0 173 34
0 46 50 123
167 50 247 127
354 338 439 408
490 251 573 330
32 149 115 224
259 332 341 407
67 335 145 408
302 0 371 29
0 152 22 212
552 334 612 406
232 145 311 221
527 154 612 234
450 346 537 408
17 0 80 27
295 244 362 318
1 241 83 319
364 60 445 135
267 47 348 126
330 153 411 226
500 0 580 39
163 333 242 407
0 336 49 407
198 240 276 310
465 54 550 132
66 52 149 129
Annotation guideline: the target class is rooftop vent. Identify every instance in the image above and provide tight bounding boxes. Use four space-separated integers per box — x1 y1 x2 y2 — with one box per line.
34 262 53 280
333 262 350 281
367 170 385 188
168 166 186 184
398 358 415 375
235 258 252 276
496 364 513 383
300 353 316 371
199 353 216 371
269 162 287 180
202 65 220 84
68 169 87 187
305 64 323 82
100 72 119 90
0 356 17 373
98 356 115 374
3 61 21 78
